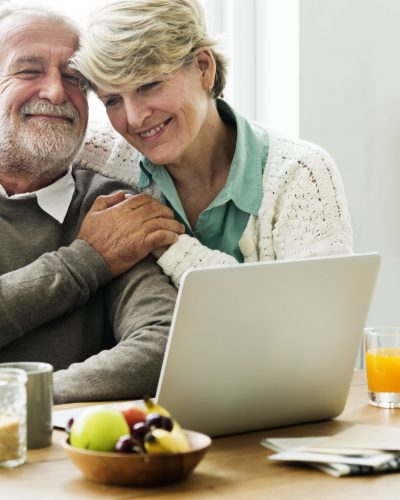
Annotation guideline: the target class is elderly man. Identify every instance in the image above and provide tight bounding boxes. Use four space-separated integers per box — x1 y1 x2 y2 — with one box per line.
0 4 184 403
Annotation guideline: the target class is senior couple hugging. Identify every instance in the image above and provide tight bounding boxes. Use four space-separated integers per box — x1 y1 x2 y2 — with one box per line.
0 0 352 403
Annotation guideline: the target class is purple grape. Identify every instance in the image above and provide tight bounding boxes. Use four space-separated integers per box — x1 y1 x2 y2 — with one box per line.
65 417 74 435
115 435 135 453
132 421 151 443
145 412 173 431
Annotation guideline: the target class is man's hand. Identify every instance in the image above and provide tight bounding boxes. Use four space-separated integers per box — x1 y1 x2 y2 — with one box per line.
77 191 185 276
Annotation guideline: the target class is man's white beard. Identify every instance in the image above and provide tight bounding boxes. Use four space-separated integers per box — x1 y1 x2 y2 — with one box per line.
0 100 85 182
19 119 81 166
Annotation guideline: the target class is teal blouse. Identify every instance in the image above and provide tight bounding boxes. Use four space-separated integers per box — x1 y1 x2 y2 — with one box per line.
138 99 269 262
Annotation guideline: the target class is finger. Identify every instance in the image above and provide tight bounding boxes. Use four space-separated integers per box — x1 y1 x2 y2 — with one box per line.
105 191 129 207
152 246 169 259
87 191 127 214
143 217 185 234
145 230 181 250
125 201 177 223
122 193 161 210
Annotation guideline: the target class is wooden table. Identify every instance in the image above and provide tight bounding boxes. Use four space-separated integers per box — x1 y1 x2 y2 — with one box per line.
3 371 400 499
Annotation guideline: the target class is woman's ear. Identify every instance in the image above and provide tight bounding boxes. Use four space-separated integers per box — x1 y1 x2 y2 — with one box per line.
195 48 216 92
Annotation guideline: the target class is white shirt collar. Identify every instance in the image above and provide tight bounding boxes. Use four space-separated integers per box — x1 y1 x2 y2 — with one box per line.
0 168 75 223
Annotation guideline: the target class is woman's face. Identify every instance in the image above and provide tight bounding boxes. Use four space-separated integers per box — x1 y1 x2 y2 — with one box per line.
96 51 214 166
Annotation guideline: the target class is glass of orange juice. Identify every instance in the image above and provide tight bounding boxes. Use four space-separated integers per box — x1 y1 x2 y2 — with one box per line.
364 326 400 408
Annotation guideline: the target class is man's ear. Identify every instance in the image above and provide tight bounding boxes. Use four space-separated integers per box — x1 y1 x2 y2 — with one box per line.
195 48 216 92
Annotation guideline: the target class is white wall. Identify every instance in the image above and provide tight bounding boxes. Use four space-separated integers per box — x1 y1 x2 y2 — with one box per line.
299 0 400 325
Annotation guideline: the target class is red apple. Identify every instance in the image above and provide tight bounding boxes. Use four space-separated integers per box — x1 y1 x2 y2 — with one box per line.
120 405 147 430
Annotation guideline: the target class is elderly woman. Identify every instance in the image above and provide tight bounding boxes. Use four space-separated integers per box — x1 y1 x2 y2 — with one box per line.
73 0 352 287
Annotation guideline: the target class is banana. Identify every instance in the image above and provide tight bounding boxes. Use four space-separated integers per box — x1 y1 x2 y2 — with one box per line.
143 396 182 431
143 397 171 417
144 428 190 454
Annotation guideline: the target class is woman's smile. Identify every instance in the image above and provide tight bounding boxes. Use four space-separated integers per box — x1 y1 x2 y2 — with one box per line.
137 117 172 140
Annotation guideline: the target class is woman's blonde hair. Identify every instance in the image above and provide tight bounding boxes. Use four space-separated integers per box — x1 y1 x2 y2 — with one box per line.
72 0 228 98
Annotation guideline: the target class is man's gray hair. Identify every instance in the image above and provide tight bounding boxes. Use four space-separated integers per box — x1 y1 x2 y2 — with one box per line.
0 1 80 33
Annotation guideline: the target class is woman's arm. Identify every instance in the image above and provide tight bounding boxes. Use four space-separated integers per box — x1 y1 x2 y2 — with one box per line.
156 234 238 287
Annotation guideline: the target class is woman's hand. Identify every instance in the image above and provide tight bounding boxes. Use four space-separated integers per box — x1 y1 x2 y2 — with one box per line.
152 246 170 259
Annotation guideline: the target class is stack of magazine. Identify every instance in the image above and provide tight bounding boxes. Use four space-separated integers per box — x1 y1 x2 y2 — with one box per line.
260 424 400 477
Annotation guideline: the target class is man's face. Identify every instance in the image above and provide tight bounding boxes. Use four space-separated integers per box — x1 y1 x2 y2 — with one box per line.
0 14 88 179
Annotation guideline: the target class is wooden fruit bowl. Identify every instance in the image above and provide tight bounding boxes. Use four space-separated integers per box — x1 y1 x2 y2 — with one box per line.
62 430 211 486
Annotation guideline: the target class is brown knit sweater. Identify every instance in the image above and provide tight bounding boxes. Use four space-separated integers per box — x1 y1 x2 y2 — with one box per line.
0 167 176 403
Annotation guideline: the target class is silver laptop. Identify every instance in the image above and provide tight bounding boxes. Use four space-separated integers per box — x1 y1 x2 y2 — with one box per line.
155 253 380 437
52 253 380 435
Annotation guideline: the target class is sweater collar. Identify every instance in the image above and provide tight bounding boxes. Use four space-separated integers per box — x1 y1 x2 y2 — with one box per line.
0 168 75 223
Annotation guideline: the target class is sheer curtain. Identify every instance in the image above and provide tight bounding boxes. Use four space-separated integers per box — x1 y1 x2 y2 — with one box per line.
203 0 299 136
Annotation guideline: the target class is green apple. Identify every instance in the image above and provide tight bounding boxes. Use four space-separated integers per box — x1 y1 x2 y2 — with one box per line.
69 407 130 452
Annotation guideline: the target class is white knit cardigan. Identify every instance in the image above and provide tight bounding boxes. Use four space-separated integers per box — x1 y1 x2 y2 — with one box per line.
75 122 353 287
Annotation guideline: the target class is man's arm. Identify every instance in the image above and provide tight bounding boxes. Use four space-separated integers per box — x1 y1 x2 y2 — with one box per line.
0 240 112 348
0 191 184 349
53 256 177 403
